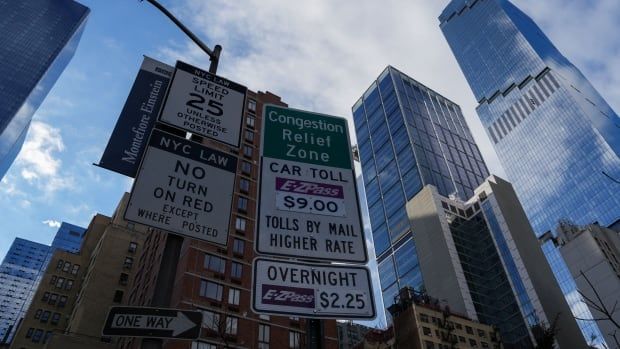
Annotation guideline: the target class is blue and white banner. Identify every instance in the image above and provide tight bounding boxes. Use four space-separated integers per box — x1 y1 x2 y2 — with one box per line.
98 56 173 177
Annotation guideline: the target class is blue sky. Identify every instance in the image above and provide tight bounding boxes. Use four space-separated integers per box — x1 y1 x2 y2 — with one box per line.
1 0 618 327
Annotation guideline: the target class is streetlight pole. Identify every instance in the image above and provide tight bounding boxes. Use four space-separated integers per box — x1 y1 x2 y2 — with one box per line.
141 0 221 74
136 1 221 349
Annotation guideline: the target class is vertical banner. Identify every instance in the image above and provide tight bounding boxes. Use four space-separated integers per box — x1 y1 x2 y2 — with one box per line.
98 56 173 177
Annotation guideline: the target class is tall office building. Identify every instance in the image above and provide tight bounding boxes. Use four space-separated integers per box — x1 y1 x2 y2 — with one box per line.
0 0 89 179
439 0 619 235
439 0 619 345
50 222 87 254
0 239 50 344
352 66 489 319
405 177 586 348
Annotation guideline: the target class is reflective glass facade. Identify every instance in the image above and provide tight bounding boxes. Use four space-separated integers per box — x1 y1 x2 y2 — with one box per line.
0 0 89 179
352 66 489 319
51 222 86 254
0 239 50 344
440 0 618 346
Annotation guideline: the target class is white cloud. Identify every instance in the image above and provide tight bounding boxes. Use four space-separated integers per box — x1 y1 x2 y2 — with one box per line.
42 219 61 228
20 199 31 208
13 121 75 196
17 121 65 179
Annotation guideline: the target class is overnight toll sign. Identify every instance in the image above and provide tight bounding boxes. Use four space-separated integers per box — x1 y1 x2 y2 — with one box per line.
251 258 376 319
158 61 247 147
257 105 367 263
124 129 236 245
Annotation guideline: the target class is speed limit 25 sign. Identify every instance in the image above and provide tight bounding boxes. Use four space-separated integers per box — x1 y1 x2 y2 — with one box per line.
158 61 247 147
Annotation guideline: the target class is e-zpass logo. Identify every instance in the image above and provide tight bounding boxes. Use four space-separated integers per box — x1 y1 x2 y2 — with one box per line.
261 284 315 308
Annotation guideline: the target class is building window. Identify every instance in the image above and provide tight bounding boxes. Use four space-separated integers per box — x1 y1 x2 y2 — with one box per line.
289 331 301 349
243 145 253 158
481 342 489 348
459 336 466 343
201 310 220 331
43 331 53 344
228 288 240 306
56 277 65 289
455 323 462 330
425 341 435 349
200 280 223 301
65 279 74 290
231 262 243 279
204 254 226 274
56 260 64 270
124 257 134 269
258 324 270 349
128 242 138 253
42 292 50 302
49 293 58 305
237 197 248 212
119 273 129 286
51 313 61 325
420 313 429 323
246 116 255 128
26 328 34 338
233 239 245 255
478 329 486 337
50 275 57 285
40 311 50 323
192 342 217 349
34 309 42 319
469 339 478 347
225 316 238 335
248 99 256 112
241 161 252 175
62 261 71 272
245 130 255 143
239 178 250 193
466 326 473 334
71 264 80 275
235 217 246 232
423 327 432 336
113 290 124 303
32 329 43 343
58 296 67 308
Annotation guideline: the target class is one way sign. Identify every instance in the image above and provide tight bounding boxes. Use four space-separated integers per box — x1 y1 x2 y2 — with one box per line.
102 306 202 339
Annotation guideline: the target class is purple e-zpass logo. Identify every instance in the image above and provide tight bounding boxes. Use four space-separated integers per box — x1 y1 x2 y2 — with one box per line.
275 177 344 199
261 284 315 308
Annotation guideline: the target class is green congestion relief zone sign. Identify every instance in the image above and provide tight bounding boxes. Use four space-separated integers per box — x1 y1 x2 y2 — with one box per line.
257 105 367 263
262 105 352 169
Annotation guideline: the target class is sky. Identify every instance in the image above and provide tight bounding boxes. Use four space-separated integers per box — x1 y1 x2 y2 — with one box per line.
0 0 619 327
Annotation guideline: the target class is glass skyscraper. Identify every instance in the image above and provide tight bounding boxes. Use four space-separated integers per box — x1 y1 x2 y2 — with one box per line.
440 0 619 346
0 239 50 344
0 0 90 179
50 222 87 254
352 66 489 319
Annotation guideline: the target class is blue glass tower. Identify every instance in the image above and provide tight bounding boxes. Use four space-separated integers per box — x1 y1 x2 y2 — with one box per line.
440 0 619 346
51 222 87 254
0 239 50 344
0 0 90 179
352 66 489 319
